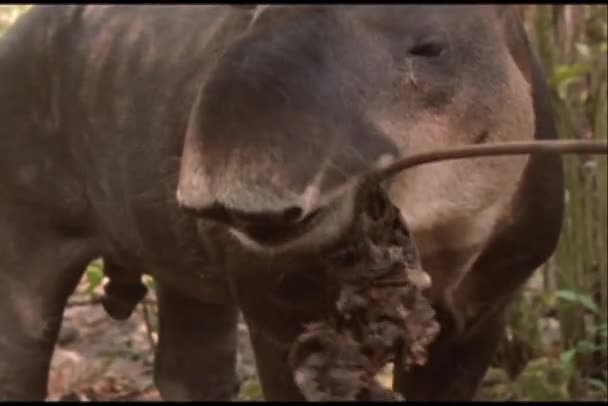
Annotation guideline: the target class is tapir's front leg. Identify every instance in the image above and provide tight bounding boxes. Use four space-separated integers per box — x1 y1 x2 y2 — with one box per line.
153 281 239 401
0 205 95 400
230 260 335 401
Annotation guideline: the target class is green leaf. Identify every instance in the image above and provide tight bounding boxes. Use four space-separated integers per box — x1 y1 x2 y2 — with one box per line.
587 378 608 392
550 64 590 87
85 260 105 294
549 64 592 100
560 348 577 366
576 340 602 355
555 289 600 314
596 323 608 338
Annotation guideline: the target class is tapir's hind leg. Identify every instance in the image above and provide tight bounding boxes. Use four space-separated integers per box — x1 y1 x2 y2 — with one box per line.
0 206 95 400
153 282 239 401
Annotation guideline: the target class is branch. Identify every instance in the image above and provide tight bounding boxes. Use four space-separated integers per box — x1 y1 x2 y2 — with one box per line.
368 140 608 182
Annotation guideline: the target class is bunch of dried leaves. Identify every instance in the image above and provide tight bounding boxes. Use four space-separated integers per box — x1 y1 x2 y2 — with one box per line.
288 187 441 401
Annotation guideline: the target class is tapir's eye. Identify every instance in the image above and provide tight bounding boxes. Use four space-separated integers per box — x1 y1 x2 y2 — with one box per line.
408 38 447 59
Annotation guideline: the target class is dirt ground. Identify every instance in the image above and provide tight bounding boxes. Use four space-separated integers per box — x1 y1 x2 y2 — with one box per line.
47 275 395 401
47 276 259 401
45 272 563 401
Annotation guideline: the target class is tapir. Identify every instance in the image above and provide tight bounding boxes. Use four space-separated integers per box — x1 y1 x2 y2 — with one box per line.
0 5 564 401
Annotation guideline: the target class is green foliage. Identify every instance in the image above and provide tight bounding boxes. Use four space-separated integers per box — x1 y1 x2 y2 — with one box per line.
495 5 607 401
555 289 599 315
85 259 105 296
550 63 592 101
238 379 264 401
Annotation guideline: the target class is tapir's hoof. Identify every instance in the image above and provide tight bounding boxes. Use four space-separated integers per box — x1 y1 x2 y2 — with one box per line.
102 282 148 320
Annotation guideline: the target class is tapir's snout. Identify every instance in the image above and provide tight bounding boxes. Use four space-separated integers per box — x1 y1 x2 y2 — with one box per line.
177 158 361 255
175 145 333 249
174 4 399 253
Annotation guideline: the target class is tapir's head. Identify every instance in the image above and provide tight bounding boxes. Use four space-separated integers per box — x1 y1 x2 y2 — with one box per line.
177 5 541 257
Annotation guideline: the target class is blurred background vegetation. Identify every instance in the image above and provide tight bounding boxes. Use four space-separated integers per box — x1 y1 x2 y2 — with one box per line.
1 4 606 401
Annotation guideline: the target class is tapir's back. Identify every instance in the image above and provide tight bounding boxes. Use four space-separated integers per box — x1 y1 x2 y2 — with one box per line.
0 5 244 266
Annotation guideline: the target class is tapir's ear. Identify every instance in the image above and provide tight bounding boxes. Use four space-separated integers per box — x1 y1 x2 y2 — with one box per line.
498 5 534 84
498 5 559 143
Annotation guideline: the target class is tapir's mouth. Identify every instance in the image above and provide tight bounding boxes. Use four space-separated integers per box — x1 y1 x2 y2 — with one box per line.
232 207 325 246
221 186 361 257
186 199 332 249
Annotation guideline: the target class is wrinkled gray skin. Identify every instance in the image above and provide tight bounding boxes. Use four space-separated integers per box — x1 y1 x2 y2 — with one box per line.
0 5 564 401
